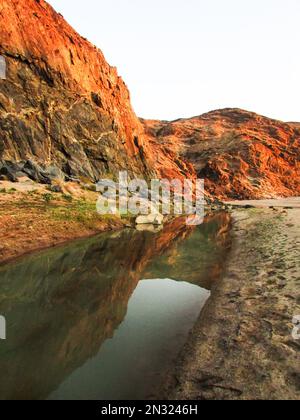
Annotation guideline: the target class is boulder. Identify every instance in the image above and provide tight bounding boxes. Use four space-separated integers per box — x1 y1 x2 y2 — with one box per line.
136 224 163 233
22 161 66 185
23 160 50 184
49 184 63 193
0 161 22 182
135 213 164 226
45 166 65 182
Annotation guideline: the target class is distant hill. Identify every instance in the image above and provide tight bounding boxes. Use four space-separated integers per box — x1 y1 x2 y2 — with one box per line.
142 108 300 199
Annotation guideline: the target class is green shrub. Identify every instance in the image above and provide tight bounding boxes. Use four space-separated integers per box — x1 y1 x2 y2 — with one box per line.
62 194 73 202
42 193 54 203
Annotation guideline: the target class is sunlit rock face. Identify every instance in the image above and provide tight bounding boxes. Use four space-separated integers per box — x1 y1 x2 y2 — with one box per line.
143 109 300 199
1 0 298 196
0 0 156 181
0 0 194 183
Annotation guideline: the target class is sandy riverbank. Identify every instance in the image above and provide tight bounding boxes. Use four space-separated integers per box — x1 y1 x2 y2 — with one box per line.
165 200 300 400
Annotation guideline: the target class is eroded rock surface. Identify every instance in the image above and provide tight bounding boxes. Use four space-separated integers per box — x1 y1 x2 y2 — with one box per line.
143 109 300 199
0 1 299 199
0 0 157 182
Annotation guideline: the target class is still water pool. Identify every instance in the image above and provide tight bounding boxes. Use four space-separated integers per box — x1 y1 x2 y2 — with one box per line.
0 214 230 400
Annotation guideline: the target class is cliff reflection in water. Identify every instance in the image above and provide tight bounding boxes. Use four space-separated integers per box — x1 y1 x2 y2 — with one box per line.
0 212 231 400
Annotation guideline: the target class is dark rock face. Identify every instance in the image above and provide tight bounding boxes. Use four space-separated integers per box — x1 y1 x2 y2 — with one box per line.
0 159 66 184
0 0 156 183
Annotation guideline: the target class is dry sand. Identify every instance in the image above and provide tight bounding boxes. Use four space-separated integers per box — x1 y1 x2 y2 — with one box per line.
226 197 300 209
166 200 300 400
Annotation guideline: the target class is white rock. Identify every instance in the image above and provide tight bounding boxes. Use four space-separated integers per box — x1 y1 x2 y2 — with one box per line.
135 224 163 233
135 213 164 225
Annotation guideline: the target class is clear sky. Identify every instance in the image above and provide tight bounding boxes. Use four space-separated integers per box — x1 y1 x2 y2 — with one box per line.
48 0 300 122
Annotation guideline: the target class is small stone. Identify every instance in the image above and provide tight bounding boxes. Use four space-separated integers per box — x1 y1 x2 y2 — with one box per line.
50 184 63 193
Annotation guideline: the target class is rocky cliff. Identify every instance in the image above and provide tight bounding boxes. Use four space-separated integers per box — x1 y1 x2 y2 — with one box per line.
0 0 158 182
0 1 299 199
143 109 300 199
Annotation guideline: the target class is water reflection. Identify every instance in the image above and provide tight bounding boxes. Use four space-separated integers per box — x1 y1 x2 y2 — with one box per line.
49 279 210 400
0 213 231 400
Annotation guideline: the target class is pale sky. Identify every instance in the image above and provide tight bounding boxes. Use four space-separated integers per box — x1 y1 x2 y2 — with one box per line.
48 0 300 122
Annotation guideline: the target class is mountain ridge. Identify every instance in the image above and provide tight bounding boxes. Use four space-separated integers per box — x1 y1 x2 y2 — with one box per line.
0 0 299 199
142 108 300 199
